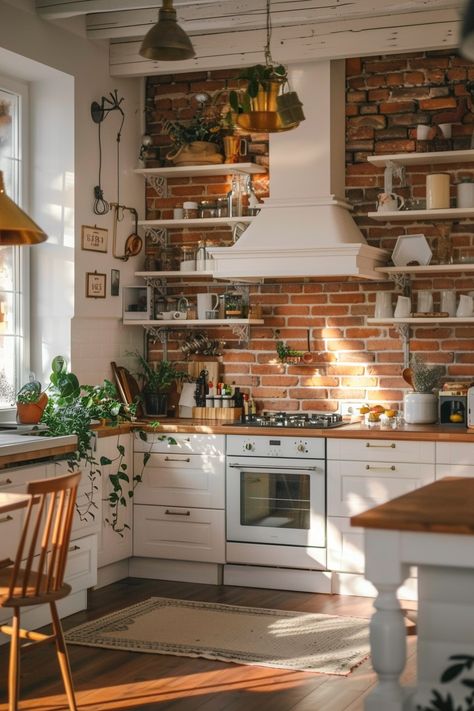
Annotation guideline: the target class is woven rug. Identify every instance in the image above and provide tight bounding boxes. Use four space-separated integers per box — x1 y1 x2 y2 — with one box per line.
65 597 370 675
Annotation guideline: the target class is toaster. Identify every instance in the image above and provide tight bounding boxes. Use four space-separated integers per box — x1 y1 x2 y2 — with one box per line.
468 386 474 429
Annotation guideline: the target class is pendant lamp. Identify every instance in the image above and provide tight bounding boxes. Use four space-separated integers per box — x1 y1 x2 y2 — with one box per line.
461 0 474 61
139 0 195 61
0 171 47 245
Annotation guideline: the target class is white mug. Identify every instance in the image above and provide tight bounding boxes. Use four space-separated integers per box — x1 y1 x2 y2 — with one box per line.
377 192 405 212
197 293 219 320
374 292 393 318
417 290 433 313
456 294 474 317
440 290 456 317
394 295 411 318
416 124 430 140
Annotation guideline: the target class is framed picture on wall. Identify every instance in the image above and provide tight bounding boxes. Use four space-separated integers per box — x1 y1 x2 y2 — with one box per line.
111 269 120 296
81 225 108 253
86 271 106 298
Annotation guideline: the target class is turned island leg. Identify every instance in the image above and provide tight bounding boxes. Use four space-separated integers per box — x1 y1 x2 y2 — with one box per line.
364 530 410 711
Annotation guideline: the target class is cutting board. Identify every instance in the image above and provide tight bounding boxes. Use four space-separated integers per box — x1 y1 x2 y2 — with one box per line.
111 362 144 418
187 360 220 387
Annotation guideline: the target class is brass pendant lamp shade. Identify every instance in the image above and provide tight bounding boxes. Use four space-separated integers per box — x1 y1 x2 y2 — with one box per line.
139 0 195 61
461 0 474 61
0 171 47 245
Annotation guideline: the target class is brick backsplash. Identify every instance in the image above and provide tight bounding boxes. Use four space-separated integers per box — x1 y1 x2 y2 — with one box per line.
144 54 474 414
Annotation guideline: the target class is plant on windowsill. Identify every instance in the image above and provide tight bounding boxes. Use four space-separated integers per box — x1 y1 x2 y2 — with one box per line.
16 379 48 424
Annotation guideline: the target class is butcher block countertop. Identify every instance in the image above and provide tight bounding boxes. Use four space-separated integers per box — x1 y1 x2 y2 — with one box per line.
352 477 474 535
122 418 474 442
0 433 77 468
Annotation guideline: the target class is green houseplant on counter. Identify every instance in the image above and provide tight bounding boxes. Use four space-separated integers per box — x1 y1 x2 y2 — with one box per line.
38 355 175 536
403 354 444 425
134 352 185 417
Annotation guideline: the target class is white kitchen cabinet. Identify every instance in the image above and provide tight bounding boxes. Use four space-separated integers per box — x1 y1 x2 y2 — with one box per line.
436 441 474 479
327 437 436 577
133 433 225 564
47 457 102 539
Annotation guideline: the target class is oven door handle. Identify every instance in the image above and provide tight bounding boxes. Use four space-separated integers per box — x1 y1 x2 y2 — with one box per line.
228 464 320 472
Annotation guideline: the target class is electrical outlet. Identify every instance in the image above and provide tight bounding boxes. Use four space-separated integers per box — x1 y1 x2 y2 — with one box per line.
339 402 363 417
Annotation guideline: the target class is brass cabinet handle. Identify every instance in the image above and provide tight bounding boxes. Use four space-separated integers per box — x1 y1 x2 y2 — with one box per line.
165 509 190 516
0 478 13 486
365 443 396 448
366 465 396 471
164 456 191 462
0 515 13 524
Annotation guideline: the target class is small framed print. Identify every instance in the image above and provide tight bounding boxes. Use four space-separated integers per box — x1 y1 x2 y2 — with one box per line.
81 225 108 253
111 269 120 296
86 271 106 299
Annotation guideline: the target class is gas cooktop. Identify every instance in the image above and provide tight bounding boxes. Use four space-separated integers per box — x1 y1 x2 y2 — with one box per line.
230 412 347 429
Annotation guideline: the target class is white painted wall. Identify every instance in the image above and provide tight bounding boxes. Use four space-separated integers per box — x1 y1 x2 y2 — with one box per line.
0 0 143 387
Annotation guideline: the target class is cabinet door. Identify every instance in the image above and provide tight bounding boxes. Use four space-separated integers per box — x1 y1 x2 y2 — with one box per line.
47 459 102 538
436 442 474 466
97 434 133 567
327 459 435 517
133 452 225 509
327 517 365 574
134 504 225 563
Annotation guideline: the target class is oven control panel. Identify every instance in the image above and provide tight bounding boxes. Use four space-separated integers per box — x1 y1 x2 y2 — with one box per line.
227 435 325 458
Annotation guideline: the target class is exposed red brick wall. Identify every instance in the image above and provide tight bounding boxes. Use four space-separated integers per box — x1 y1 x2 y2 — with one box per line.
144 53 474 414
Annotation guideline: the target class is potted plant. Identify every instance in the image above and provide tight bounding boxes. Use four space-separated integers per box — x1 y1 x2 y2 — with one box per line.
162 103 224 166
135 353 185 416
403 354 444 424
16 379 48 424
229 63 304 132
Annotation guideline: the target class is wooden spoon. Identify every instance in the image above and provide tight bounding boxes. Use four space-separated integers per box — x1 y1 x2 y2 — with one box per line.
402 367 414 388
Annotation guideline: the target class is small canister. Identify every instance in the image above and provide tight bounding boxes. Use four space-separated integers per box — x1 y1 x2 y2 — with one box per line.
457 180 474 208
183 201 199 219
199 200 218 218
426 173 450 210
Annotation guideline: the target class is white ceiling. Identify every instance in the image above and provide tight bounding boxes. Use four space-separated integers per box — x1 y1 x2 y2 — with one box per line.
35 0 465 76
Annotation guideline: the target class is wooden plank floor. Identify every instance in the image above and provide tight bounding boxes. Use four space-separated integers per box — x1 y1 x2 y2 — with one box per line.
0 578 417 710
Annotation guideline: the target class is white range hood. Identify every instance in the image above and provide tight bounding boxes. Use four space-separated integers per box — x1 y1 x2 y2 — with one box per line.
209 60 388 280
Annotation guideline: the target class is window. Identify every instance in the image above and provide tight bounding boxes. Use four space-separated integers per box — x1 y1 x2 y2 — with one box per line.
0 76 29 407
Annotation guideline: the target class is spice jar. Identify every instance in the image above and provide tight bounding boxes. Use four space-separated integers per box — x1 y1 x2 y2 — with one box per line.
216 197 228 218
180 245 196 272
183 201 198 219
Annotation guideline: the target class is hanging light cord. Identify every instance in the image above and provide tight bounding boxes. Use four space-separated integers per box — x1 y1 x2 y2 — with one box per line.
264 0 273 66
93 121 109 215
115 108 125 215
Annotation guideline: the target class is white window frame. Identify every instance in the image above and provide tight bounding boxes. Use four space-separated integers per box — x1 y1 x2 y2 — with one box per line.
0 73 30 410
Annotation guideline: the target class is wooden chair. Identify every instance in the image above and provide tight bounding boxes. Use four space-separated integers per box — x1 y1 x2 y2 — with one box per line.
0 471 81 711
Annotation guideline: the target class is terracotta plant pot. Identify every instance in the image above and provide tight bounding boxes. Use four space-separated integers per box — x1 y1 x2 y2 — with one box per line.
16 392 48 424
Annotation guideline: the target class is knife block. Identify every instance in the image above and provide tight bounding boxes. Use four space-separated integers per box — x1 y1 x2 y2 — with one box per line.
192 407 242 422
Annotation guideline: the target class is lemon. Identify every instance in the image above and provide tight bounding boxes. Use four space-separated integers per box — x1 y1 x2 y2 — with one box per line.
449 413 463 423
368 413 381 422
359 406 370 414
385 409 397 418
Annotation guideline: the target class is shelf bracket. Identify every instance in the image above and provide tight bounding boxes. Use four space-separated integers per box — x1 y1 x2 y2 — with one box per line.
147 175 167 198
142 276 166 292
387 272 410 292
395 323 411 368
228 322 250 343
145 227 167 246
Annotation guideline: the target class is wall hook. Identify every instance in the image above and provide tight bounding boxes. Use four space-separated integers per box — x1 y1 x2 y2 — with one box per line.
91 89 125 124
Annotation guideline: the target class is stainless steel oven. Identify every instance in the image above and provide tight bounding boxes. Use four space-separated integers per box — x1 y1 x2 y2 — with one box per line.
226 435 326 550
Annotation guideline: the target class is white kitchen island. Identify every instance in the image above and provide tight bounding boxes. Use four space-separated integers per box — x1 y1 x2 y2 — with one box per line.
352 476 474 711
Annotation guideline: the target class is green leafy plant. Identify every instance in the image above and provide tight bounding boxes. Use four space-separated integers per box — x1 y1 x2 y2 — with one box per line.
411 354 444 393
162 102 223 149
134 352 185 395
417 654 474 711
16 379 44 404
229 63 287 114
274 329 304 363
38 355 158 535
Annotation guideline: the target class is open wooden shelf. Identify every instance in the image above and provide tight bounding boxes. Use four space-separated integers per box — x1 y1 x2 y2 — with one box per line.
367 149 474 167
123 318 264 327
368 317 474 325
368 207 474 221
138 217 254 229
375 264 474 274
134 163 267 178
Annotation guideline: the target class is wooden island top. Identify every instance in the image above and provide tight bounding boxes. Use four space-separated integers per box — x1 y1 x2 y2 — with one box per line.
352 476 474 535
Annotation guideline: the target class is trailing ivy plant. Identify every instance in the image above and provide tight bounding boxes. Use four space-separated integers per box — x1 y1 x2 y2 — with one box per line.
38 355 175 535
100 424 177 537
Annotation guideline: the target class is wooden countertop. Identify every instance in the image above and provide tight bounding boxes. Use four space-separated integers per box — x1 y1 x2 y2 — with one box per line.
352 477 474 535
121 418 474 442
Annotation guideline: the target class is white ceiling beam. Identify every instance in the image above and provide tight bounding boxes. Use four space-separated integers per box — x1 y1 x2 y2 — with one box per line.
86 0 463 40
109 9 459 77
35 0 217 20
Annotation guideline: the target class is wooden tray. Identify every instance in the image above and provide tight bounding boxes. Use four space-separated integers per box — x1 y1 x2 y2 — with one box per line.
192 407 242 422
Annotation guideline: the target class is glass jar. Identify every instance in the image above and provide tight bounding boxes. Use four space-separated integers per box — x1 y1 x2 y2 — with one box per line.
180 245 195 272
216 197 228 218
198 200 218 218
224 291 243 319
160 245 177 272
183 201 199 219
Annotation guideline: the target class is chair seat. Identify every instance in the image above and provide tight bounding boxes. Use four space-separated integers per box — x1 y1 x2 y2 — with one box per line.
0 565 71 607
